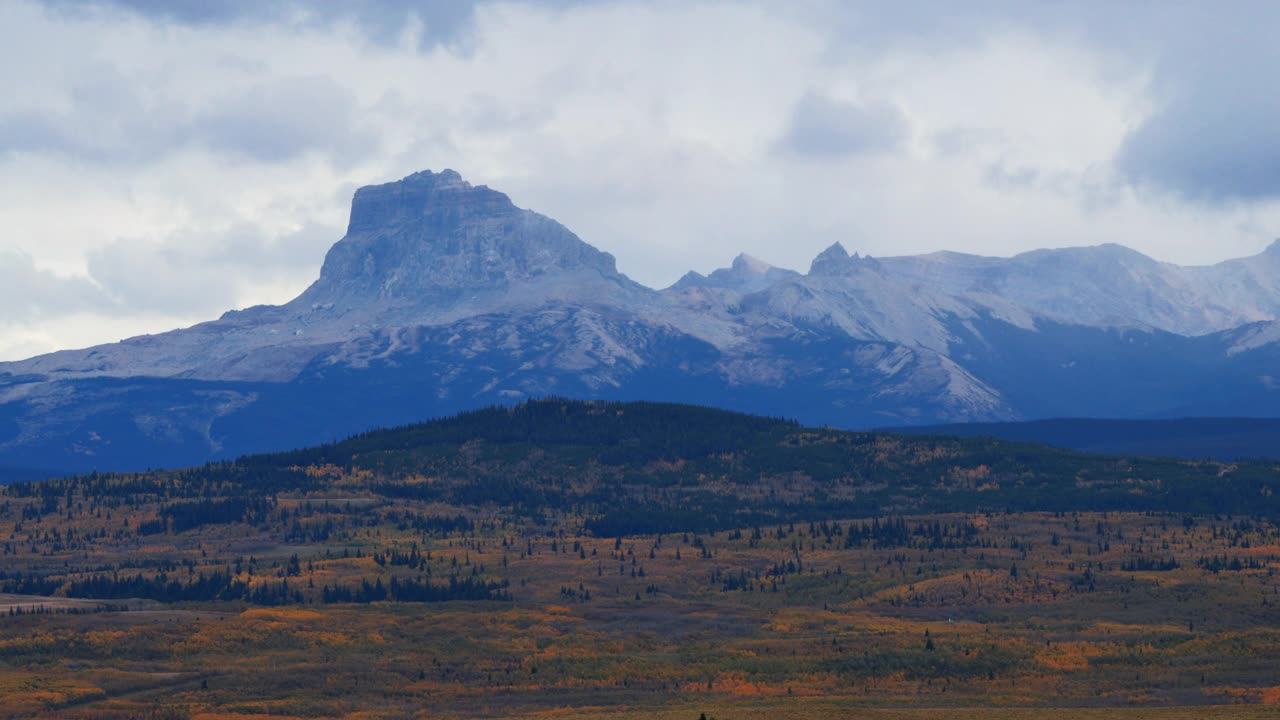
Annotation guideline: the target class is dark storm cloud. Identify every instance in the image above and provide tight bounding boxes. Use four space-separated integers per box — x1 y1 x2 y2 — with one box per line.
36 1 599 49
1109 5 1280 204
817 1 1280 202
32 0 1280 202
49 0 274 24
779 91 907 158
192 77 377 165
0 65 178 164
39 0 478 46
38 0 611 48
0 74 375 167
1116 92 1280 204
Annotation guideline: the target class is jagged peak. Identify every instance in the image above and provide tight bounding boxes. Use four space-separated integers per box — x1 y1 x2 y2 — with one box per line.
731 253 773 275
669 270 708 290
669 253 797 292
809 242 856 275
816 241 849 260
404 167 464 185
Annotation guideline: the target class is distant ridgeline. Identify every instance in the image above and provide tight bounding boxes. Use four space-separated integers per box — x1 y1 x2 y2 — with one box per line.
893 417 1280 461
6 400 1279 536
0 465 66 484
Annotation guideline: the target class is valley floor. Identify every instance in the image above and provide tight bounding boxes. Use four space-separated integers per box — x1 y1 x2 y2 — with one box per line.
2 500 1279 718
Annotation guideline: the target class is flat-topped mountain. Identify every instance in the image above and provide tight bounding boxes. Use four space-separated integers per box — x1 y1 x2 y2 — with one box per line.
3 169 1280 475
301 169 627 304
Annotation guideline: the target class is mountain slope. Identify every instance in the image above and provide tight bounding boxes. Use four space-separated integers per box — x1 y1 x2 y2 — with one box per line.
2 168 1280 473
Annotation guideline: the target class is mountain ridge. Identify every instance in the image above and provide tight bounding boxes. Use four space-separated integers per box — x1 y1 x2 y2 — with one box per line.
889 416 1280 461
3 168 1280 473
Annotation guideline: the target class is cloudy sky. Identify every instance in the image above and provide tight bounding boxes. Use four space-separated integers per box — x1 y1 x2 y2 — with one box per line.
2 0 1279 360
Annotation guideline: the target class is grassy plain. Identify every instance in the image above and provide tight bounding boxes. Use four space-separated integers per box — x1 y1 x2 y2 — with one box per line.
2 501 1279 718
1 402 1278 718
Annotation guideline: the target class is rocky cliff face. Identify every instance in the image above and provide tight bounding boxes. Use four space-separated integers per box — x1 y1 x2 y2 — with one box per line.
3 169 1280 476
300 170 622 305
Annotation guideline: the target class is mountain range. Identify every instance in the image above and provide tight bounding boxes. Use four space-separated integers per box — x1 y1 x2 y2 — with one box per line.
3 168 1280 475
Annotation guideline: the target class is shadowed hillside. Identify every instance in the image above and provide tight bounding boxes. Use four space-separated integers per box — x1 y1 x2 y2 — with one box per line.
23 399 1275 533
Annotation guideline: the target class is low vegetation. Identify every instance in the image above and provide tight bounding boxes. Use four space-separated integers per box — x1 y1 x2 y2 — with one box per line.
1 400 1278 718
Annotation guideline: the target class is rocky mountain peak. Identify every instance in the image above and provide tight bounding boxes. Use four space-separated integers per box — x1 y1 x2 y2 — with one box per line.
302 169 621 306
669 270 708 290
669 252 799 293
731 253 772 274
808 242 857 276
345 168 500 234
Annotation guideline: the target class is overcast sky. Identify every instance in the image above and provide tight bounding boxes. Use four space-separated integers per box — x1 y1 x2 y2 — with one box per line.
2 0 1280 361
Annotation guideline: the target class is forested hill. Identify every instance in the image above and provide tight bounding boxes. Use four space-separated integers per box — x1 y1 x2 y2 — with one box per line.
10 399 1279 534
245 399 799 471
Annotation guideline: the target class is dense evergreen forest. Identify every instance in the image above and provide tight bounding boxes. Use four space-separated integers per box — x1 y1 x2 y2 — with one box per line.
4 399 1278 539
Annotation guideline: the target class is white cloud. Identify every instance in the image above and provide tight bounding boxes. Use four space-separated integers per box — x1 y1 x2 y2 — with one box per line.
85 221 338 316
1 0 1280 361
0 251 113 318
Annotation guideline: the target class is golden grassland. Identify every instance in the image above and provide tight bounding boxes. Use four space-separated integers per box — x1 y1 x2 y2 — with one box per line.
1 481 1279 719
503 705 1280 720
